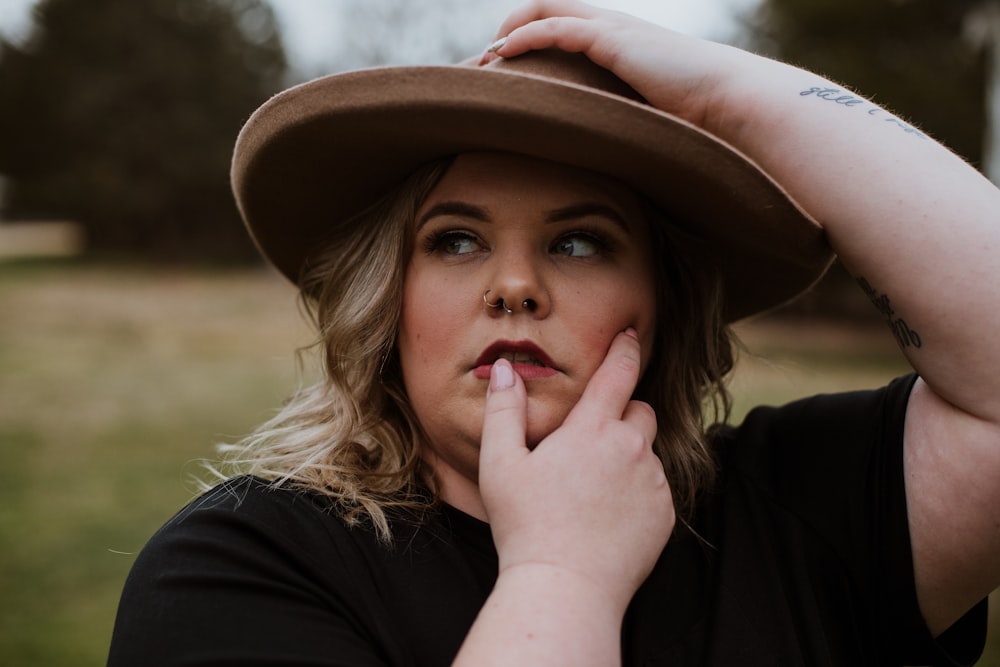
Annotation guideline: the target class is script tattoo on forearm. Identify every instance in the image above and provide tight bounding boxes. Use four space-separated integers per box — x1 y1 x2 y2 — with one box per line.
857 277 923 349
799 86 927 139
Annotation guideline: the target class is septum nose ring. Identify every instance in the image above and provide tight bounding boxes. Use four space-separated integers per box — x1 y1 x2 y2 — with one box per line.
484 289 513 314
484 290 537 314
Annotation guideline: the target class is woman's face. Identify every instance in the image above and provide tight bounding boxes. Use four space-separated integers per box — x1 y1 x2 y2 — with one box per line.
398 152 658 509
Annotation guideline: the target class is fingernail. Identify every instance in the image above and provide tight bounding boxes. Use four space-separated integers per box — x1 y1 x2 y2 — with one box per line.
487 36 507 53
624 327 638 340
491 360 514 391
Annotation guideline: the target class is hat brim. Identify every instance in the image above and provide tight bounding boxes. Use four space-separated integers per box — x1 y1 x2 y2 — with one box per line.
232 56 833 321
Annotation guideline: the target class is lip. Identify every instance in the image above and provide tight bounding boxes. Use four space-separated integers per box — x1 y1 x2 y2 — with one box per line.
472 340 560 380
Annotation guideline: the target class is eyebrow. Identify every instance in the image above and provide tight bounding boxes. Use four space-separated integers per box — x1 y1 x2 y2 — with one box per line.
416 202 490 230
544 203 630 232
416 200 631 232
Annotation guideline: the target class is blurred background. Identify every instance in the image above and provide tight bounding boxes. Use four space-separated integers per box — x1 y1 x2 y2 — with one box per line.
0 0 997 664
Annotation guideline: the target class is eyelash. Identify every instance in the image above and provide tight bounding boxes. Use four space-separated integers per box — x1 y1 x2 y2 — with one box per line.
421 229 480 255
555 228 616 256
420 227 618 257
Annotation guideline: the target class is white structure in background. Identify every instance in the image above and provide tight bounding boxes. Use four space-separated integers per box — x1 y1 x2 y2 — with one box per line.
967 1 1000 185
0 221 84 258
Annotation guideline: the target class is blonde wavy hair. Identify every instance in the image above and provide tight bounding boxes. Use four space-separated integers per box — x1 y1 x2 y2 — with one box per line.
215 158 735 542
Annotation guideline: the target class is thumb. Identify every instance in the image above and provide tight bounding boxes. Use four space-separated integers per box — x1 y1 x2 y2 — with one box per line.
479 359 529 472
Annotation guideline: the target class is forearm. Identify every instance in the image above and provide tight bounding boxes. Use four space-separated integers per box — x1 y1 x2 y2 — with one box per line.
453 564 626 667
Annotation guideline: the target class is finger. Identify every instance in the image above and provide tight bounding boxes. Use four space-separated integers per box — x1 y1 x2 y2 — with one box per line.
621 399 658 447
491 17 602 61
568 328 644 423
492 0 600 42
479 359 529 470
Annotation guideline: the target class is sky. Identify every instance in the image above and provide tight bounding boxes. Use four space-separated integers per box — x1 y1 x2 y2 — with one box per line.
268 0 757 70
0 0 759 73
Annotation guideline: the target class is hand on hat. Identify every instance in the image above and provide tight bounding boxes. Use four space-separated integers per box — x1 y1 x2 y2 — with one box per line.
484 0 756 135
478 328 674 614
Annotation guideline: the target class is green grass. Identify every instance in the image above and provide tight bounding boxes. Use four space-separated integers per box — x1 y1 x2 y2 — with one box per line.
0 263 996 666
0 262 314 666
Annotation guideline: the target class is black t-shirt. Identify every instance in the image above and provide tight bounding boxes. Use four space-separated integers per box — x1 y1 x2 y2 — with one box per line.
107 375 987 666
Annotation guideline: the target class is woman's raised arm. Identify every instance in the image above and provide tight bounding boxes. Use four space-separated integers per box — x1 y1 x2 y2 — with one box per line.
488 0 1000 637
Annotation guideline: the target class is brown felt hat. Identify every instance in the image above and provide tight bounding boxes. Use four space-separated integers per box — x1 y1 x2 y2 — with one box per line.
232 50 833 321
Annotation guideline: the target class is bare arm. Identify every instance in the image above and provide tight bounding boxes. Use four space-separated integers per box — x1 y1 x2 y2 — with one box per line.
489 0 1000 636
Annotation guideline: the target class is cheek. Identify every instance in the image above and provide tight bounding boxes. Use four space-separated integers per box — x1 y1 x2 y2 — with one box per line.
625 264 660 369
398 272 469 381
576 276 658 362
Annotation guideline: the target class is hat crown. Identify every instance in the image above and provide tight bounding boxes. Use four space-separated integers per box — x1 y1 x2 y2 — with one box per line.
475 49 646 104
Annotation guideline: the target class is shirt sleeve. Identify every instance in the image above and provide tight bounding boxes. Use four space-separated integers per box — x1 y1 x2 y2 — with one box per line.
107 477 393 667
732 374 987 667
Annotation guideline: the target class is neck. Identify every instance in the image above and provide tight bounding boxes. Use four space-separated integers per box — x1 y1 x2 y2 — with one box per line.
422 451 489 521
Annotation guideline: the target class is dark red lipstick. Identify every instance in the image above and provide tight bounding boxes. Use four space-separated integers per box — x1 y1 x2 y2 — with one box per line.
473 340 559 380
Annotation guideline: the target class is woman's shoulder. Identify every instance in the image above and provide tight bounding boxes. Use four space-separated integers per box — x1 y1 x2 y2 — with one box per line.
150 475 451 565
109 476 495 666
171 475 332 520
114 476 430 641
138 475 462 575
158 476 340 540
129 476 367 582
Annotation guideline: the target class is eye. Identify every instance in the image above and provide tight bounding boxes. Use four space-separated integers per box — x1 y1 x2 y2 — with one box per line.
552 233 602 258
424 230 481 256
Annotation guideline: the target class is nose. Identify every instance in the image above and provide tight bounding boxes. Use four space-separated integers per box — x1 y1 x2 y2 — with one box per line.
484 251 550 318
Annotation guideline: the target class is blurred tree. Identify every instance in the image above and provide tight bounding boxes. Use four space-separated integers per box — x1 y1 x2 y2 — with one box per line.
330 0 512 70
966 2 1000 184
747 0 988 166
0 0 287 261
744 0 992 319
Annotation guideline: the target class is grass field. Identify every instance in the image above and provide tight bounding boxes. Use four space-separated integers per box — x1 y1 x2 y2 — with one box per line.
0 261 996 665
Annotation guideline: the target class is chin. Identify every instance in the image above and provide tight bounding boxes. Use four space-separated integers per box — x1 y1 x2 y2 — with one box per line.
524 405 572 450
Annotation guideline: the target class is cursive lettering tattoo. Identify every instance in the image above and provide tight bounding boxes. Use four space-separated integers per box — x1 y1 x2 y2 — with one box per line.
799 85 928 139
883 117 926 138
857 277 922 349
800 86 866 107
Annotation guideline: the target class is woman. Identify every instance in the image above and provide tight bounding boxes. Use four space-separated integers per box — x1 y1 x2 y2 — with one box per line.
108 2 1000 665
